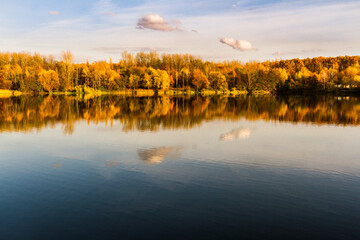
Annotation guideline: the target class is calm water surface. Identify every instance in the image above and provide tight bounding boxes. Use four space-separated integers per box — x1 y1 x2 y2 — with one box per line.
0 95 360 239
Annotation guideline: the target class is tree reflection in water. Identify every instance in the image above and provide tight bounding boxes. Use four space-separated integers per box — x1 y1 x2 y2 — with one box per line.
1 95 360 135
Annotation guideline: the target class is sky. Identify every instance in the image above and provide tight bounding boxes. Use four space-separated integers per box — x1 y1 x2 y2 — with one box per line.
0 0 359 62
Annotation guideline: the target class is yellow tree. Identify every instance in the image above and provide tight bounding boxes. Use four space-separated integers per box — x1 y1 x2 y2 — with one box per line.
13 64 23 89
243 61 262 92
295 67 312 88
142 73 152 89
60 50 74 91
180 67 190 89
192 69 209 90
209 71 227 90
106 69 120 90
341 66 360 86
0 71 11 89
158 70 170 89
38 69 60 92
319 68 329 89
146 67 159 89
274 68 288 83
128 74 140 89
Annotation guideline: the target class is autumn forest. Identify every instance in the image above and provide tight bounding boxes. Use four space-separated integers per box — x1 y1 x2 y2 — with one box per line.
0 51 360 95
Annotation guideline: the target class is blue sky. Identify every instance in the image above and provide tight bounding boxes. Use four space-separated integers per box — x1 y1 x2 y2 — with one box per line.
0 0 359 62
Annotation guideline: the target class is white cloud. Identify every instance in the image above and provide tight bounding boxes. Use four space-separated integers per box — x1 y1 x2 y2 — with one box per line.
219 38 256 51
137 14 181 32
48 11 59 15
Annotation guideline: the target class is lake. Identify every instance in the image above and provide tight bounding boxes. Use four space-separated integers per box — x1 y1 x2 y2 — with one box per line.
1 95 360 239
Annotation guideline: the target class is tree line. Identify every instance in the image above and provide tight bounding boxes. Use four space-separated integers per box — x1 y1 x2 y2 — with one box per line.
0 51 359 93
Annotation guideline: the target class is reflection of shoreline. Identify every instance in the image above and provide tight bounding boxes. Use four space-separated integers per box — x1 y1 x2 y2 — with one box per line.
1 95 360 135
220 128 252 141
137 147 182 164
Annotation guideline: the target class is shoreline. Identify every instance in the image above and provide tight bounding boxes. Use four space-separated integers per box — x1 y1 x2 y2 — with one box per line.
1 88 360 98
0 89 254 97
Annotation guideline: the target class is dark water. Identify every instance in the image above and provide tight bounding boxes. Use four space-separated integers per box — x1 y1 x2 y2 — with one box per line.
1 95 360 240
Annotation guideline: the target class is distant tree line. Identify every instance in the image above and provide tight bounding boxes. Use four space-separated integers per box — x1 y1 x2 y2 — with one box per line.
0 51 359 93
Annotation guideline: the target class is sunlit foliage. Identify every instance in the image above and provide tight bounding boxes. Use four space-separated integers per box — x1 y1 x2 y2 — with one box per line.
0 51 359 93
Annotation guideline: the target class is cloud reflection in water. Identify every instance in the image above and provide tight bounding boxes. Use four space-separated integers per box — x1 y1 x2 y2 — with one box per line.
220 128 252 141
137 147 182 164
